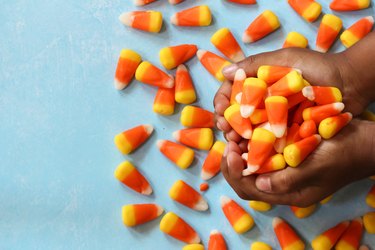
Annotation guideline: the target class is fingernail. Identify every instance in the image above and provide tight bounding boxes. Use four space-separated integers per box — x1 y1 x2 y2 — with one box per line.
255 176 272 192
223 144 229 157
222 64 239 76
216 121 223 131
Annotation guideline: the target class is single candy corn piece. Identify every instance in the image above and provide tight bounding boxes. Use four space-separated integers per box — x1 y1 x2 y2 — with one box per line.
302 86 343 105
283 31 308 48
288 92 306 109
227 0 257 4
311 221 350 250
119 11 163 33
286 123 302 145
201 141 226 180
160 212 200 244
175 65 197 104
243 10 280 43
200 183 209 192
361 109 375 121
299 120 317 138
249 201 272 212
183 244 205 250
363 211 375 234
173 128 213 150
265 96 288 138
251 242 272 250
292 100 315 125
268 71 304 97
197 50 231 82
318 112 352 139
341 17 374 48
122 204 163 227
169 180 208 211
244 128 276 175
241 78 267 118
134 0 157 6
114 124 153 154
181 106 215 128
273 217 305 250
169 0 185 4
255 153 286 174
231 69 246 104
220 196 254 234
157 140 195 169
153 87 175 115
290 204 317 219
258 65 296 85
208 230 227 250
288 0 322 22
316 14 343 53
366 184 375 208
250 109 268 125
159 45 198 70
283 134 321 167
303 102 345 124
335 218 363 250
171 5 212 26
114 49 142 90
114 161 153 195
224 104 253 139
211 28 245 62
135 61 174 88
330 0 370 11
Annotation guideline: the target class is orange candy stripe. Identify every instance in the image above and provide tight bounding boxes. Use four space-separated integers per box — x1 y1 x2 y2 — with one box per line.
244 13 274 42
273 217 305 250
153 87 175 115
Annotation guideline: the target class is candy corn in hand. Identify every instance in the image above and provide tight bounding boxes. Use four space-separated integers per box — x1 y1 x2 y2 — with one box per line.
318 112 352 139
302 86 342 105
169 180 208 211
181 105 215 128
283 134 321 167
211 28 245 62
288 0 322 22
114 124 154 154
257 65 296 85
160 212 200 244
243 10 280 43
220 196 254 234
268 71 305 97
197 50 231 82
157 140 195 169
171 5 212 26
122 203 163 227
175 64 197 104
114 49 142 90
119 11 163 33
273 217 305 250
303 102 345 124
231 69 246 104
240 78 267 118
340 16 374 48
224 104 253 139
201 141 226 180
265 96 288 138
330 0 370 11
135 61 174 88
159 44 197 70
255 153 286 174
208 230 227 250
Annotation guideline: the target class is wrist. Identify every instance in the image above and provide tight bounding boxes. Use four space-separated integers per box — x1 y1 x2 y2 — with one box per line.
358 120 375 175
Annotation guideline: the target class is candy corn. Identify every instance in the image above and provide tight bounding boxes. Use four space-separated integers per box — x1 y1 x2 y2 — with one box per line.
224 104 253 139
159 44 198 70
265 96 288 138
292 100 315 125
244 128 276 175
363 211 375 234
114 49 142 90
119 11 163 33
283 134 321 167
197 50 231 82
220 196 254 234
200 183 209 192
169 0 184 4
288 0 322 22
122 203 163 227
169 180 208 211
335 218 363 250
311 221 349 250
208 230 227 250
157 140 195 169
273 217 305 250
201 141 226 180
320 195 333 204
173 128 214 150
181 106 215 128
268 71 304 97
283 31 308 48
316 14 343 53
175 65 197 104
302 86 342 105
258 65 296 85
250 109 268 125
255 153 286 174
251 242 272 250
330 0 370 11
303 102 345 124
366 184 375 208
160 212 200 244
135 61 174 88
288 92 307 109
243 10 280 43
134 0 157 6
299 120 317 138
227 0 256 4
171 5 212 26
340 16 374 48
231 69 246 105
286 123 302 145
318 112 352 139
114 161 153 195
153 87 175 115
290 204 317 219
211 28 245 62
241 78 267 118
114 124 154 154
183 244 205 250
249 201 272 212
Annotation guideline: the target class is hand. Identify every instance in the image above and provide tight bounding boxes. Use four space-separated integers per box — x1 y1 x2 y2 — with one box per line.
221 119 375 207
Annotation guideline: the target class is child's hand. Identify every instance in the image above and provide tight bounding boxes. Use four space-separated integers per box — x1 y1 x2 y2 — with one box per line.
221 119 375 207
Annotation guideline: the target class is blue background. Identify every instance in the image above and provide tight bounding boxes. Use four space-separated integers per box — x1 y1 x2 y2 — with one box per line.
1 0 374 249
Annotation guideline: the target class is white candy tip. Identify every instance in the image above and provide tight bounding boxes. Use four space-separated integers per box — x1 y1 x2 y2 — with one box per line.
242 168 254 176
235 92 242 103
271 124 287 138
169 0 181 4
119 12 133 26
241 153 248 161
172 131 180 141
114 79 127 90
234 68 246 81
177 64 187 72
194 198 209 211
170 14 178 25
196 50 207 60
200 170 213 181
302 86 314 100
292 68 303 74
315 46 328 53
156 205 164 216
242 33 253 43
333 102 345 111
258 122 272 132
365 16 374 24
210 229 220 235
240 105 255 118
142 185 153 195
165 75 175 88
143 124 154 135
156 140 165 149
245 164 260 173
272 217 283 227
133 0 145 6
220 195 231 206
242 129 253 139
190 234 201 244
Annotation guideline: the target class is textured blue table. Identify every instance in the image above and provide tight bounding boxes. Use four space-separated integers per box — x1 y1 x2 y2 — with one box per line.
1 0 374 249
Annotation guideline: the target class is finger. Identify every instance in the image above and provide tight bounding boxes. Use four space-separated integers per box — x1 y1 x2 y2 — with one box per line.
225 129 242 143
216 116 232 132
214 80 232 116
221 141 242 182
238 139 248 153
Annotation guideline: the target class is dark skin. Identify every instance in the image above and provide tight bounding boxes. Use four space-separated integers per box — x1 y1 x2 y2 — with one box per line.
214 32 375 207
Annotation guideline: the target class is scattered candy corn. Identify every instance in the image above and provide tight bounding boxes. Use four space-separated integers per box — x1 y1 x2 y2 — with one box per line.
363 211 375 234
169 180 208 211
119 11 163 33
273 217 305 250
211 28 245 62
265 96 288 138
283 134 321 167
299 120 317 138
227 0 256 4
311 221 350 250
134 0 157 6
243 10 280 43
208 230 227 250
303 102 345 124
255 153 286 174
335 218 363 250
290 204 317 219
249 201 272 212
340 16 374 48
114 49 142 90
197 50 231 82
316 14 343 53
122 203 163 227
183 244 205 250
268 71 304 97
330 0 370 11
159 44 197 70
220 196 254 234
201 141 226 180
288 0 322 22
241 78 267 118
114 161 153 195
171 5 212 26
135 61 174 88
153 87 175 115
175 64 197 104
181 106 215 128
283 31 308 48
251 242 272 250
200 183 209 192
258 65 296 85
114 124 153 154
231 69 246 105
160 212 201 244
169 0 184 4
318 112 352 139
173 128 214 150
366 184 375 208
224 104 253 139
157 140 195 169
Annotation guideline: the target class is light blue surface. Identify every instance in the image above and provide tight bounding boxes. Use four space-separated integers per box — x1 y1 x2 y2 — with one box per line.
1 0 374 249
